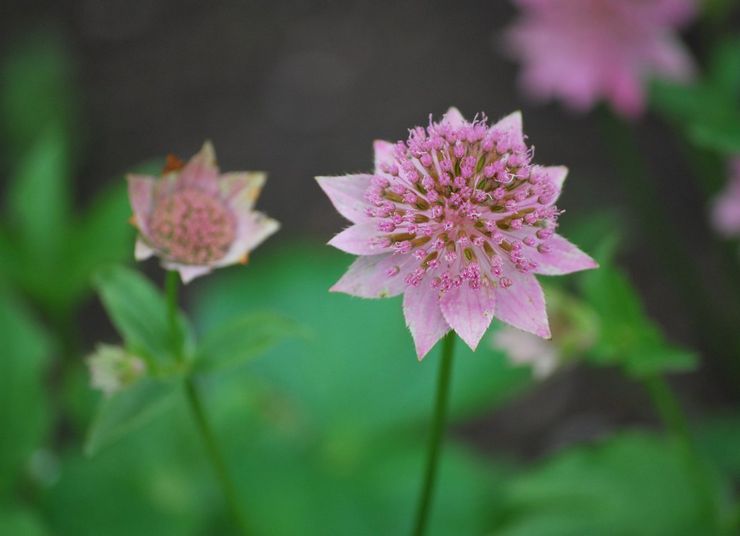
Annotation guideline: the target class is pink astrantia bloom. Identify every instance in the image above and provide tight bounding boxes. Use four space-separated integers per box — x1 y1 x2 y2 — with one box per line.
492 327 559 378
504 0 697 117
318 108 597 359
128 142 279 283
711 158 740 237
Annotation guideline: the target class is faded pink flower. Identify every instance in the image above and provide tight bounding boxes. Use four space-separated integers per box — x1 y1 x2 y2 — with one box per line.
712 158 740 237
504 0 696 117
492 327 559 378
128 142 279 283
318 108 597 359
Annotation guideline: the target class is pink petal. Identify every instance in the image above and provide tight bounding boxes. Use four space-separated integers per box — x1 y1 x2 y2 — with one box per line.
491 111 524 147
330 253 414 298
316 174 374 224
373 140 395 174
127 174 155 234
328 222 389 255
134 238 154 261
220 172 266 212
531 234 598 275
494 271 550 338
162 262 213 284
443 107 466 127
178 141 219 189
544 165 567 204
439 284 496 351
403 280 450 360
650 38 696 82
217 212 280 267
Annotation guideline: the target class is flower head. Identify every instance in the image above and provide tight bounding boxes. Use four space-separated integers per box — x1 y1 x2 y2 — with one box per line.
712 158 740 238
128 142 280 283
87 344 147 397
318 108 597 359
504 0 697 117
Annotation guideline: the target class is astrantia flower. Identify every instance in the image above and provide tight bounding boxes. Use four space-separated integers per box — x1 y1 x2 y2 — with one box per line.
504 0 696 117
712 158 740 238
128 142 279 283
87 344 146 397
318 108 597 359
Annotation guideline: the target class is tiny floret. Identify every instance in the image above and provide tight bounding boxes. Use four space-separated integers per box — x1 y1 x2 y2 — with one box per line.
504 0 697 117
87 344 147 397
318 108 597 359
127 142 280 283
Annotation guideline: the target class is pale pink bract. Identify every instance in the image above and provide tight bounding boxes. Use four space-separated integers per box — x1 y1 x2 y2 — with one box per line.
712 158 740 238
318 108 597 359
504 0 697 117
128 142 280 283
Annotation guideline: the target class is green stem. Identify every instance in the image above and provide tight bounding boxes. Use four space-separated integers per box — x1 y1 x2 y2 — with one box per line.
185 378 250 535
412 333 456 536
642 374 719 530
164 270 249 535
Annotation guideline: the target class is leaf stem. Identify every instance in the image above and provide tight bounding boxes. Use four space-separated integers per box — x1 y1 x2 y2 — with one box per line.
164 270 249 535
642 374 720 531
412 333 456 536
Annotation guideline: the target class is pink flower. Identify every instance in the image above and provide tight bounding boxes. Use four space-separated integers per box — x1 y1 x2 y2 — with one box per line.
712 158 740 237
318 108 597 359
491 327 559 378
128 142 280 283
504 0 696 117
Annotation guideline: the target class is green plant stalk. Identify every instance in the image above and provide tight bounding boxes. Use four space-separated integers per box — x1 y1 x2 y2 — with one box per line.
412 333 456 536
642 374 721 531
165 271 249 535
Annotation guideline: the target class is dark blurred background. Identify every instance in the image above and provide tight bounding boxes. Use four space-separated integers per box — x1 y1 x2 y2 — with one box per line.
1 0 738 460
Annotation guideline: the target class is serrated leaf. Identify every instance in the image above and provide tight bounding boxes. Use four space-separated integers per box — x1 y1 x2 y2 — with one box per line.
582 264 697 379
194 312 306 373
85 378 180 456
0 293 52 492
94 265 191 364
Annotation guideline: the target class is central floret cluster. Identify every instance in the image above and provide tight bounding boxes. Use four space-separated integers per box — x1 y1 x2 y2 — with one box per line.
149 189 237 265
364 112 560 294
318 108 597 359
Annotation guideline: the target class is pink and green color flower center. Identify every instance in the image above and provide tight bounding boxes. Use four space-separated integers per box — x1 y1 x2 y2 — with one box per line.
367 116 559 292
148 188 236 264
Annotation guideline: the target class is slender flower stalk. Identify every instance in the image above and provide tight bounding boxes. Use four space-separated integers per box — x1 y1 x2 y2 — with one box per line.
412 333 456 536
165 271 249 535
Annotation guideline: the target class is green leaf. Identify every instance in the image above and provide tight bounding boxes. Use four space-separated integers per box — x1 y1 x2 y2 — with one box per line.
581 264 698 379
0 506 49 536
0 32 78 158
0 293 52 492
194 312 306 373
6 126 72 271
85 378 181 456
709 37 740 95
491 433 719 536
94 265 191 364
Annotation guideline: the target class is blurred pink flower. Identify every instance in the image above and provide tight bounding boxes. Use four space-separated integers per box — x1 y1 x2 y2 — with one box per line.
504 0 697 117
128 142 279 283
492 327 558 378
712 158 740 237
318 108 597 359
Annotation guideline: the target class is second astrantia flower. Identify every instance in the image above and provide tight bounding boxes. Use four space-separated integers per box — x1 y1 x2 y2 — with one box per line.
128 142 280 283
318 108 597 359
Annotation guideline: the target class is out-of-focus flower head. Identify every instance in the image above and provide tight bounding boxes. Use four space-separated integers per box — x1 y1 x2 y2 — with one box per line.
504 0 697 118
128 142 280 283
318 108 597 359
491 285 599 378
712 158 740 238
87 344 147 397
